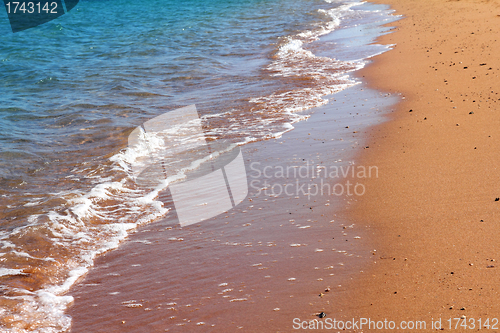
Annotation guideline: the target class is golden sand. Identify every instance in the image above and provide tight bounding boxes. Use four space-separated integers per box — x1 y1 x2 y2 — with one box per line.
341 0 500 325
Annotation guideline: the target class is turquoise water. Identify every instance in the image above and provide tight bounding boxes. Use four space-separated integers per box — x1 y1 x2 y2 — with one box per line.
0 0 397 331
0 0 352 213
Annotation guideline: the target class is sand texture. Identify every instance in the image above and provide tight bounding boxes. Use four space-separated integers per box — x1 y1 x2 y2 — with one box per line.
340 0 500 326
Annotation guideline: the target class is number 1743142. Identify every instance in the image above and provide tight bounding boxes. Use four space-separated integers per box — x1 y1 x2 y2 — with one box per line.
5 1 59 14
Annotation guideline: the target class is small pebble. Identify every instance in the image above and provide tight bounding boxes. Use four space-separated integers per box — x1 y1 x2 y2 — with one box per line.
318 312 326 318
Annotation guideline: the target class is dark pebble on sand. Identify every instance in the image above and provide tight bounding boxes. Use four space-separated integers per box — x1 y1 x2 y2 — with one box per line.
318 312 326 318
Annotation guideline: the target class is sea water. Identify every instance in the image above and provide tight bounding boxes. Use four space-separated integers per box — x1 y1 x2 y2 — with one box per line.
0 0 397 331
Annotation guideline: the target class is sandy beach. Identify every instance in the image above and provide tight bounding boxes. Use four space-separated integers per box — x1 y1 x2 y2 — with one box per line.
25 0 500 330
62 3 405 331
65 0 500 331
9 0 494 331
337 0 500 328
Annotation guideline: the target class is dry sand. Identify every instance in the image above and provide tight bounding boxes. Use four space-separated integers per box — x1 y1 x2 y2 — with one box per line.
339 0 500 328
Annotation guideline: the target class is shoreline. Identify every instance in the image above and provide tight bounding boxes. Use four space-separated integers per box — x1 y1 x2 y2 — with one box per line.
63 4 402 331
67 83 397 332
339 0 500 326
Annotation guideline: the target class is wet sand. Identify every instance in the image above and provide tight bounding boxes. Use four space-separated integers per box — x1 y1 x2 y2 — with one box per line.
66 85 398 332
337 0 500 328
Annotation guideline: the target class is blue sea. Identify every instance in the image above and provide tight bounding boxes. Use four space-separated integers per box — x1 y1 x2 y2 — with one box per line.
0 0 397 331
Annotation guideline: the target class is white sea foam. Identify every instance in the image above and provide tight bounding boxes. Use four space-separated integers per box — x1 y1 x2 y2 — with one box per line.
0 268 25 277
246 1 370 142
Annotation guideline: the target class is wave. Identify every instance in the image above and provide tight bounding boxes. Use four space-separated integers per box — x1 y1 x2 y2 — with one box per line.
0 1 397 331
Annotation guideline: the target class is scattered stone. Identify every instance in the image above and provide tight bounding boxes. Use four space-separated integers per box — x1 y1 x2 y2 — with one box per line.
460 307 466 311
469 111 474 114
495 198 499 201
319 293 324 298
487 265 495 268
409 109 413 112
318 312 327 318
325 287 331 292
480 219 484 222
